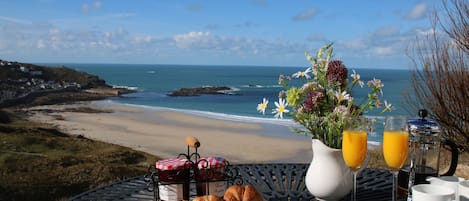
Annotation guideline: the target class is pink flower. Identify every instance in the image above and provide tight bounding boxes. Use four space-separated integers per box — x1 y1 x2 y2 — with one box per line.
367 78 384 94
333 105 349 116
278 90 286 99
302 81 321 91
304 91 324 111
278 74 285 85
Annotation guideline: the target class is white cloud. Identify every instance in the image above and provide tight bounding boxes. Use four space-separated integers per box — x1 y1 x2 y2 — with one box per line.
82 0 102 13
133 36 153 44
374 47 395 56
0 12 419 67
307 33 327 42
235 21 260 28
405 3 427 20
0 16 31 24
374 26 400 37
340 37 368 50
293 8 318 21
336 25 417 61
170 31 305 59
416 28 436 36
173 32 217 49
94 1 102 9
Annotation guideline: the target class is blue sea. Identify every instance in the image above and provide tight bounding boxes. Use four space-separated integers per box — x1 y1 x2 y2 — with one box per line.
54 63 414 144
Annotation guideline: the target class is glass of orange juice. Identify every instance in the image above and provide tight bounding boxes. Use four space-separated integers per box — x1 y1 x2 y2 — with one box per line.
383 116 409 201
342 117 369 201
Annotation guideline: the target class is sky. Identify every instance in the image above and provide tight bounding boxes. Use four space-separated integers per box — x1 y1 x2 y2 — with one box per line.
0 0 445 69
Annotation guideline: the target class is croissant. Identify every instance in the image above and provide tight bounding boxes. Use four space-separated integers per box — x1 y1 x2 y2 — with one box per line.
192 194 223 201
223 185 263 201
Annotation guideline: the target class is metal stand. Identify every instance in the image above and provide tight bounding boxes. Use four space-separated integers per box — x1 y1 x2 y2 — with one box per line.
144 137 242 200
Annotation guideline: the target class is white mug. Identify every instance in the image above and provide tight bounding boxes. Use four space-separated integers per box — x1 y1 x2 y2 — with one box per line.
427 176 464 201
412 184 455 201
460 180 469 201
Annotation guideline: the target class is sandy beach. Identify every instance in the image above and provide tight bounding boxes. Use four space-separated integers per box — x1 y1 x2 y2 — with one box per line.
24 100 469 179
27 101 313 163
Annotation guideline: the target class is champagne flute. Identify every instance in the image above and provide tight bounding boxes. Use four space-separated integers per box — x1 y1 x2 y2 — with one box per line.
383 116 409 201
342 118 368 201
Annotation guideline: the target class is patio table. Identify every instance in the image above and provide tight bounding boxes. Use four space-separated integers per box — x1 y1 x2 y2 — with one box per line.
68 163 393 201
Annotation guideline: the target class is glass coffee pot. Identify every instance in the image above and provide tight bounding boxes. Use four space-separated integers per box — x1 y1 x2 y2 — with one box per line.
397 109 459 198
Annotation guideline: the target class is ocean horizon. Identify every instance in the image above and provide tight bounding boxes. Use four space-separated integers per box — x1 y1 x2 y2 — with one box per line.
47 63 414 144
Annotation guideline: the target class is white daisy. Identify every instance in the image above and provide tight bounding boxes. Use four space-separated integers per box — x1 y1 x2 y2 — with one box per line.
351 70 364 87
256 98 269 115
273 98 289 119
335 90 352 103
292 68 312 79
383 100 394 112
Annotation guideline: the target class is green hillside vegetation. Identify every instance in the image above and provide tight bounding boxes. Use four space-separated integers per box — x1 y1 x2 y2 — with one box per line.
0 109 160 201
0 61 105 88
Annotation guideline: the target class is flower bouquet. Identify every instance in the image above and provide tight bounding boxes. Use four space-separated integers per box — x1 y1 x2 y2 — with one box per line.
257 43 393 149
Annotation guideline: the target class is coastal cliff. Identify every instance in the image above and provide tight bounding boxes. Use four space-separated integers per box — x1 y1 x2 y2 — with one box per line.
0 60 134 107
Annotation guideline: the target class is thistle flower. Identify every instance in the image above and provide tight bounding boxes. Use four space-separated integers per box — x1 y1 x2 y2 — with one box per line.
304 91 324 111
326 60 348 85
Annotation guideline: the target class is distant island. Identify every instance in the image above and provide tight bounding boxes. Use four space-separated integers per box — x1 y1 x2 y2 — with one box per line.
0 60 134 107
168 86 239 96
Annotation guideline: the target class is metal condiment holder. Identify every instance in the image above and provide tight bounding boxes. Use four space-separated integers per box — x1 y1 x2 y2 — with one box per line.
144 136 242 201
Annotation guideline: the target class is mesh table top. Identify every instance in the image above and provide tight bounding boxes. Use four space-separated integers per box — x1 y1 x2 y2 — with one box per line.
69 163 393 201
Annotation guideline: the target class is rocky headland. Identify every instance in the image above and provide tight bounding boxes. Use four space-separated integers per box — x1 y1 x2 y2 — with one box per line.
0 60 134 108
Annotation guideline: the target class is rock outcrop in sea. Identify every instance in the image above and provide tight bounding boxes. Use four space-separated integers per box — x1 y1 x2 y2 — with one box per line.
168 86 238 96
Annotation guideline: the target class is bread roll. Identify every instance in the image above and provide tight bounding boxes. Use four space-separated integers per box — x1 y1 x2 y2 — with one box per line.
192 194 223 201
223 185 244 201
223 185 263 201
243 185 263 201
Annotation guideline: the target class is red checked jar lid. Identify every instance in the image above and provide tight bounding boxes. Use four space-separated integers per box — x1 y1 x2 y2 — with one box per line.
155 158 190 171
155 158 191 183
197 156 227 169
196 157 227 181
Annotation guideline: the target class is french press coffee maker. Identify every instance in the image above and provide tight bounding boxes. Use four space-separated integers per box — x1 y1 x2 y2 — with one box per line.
397 109 459 198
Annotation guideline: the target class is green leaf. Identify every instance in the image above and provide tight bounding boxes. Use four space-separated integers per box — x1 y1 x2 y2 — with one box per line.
305 51 314 64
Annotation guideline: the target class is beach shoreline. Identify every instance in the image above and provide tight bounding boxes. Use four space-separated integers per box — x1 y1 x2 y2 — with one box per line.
26 101 315 163
24 100 469 178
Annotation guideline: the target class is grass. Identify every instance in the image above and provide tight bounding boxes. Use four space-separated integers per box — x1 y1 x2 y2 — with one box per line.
0 110 161 201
